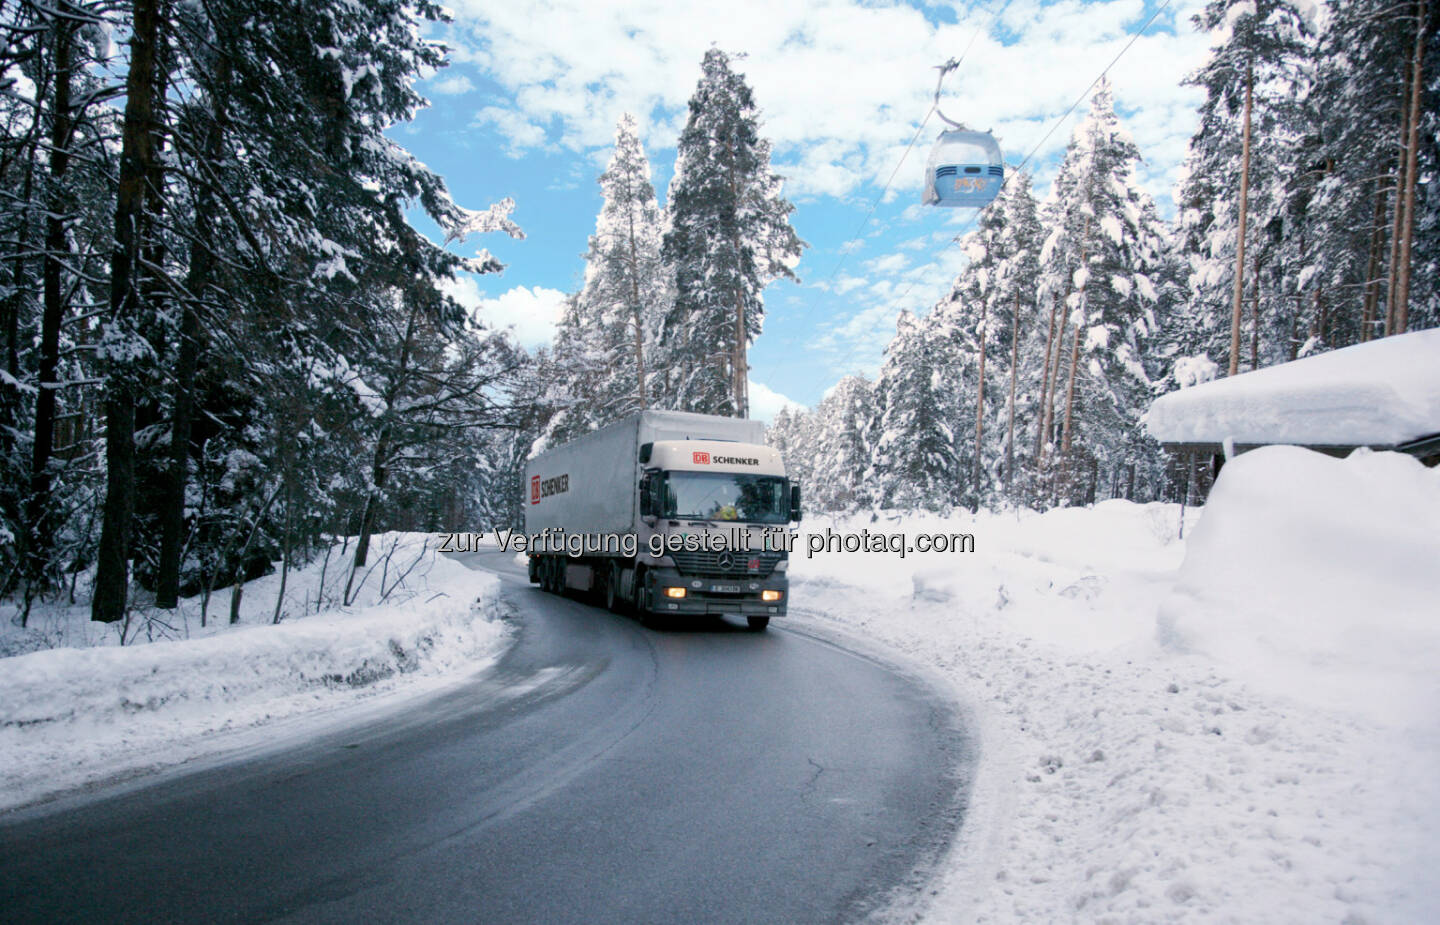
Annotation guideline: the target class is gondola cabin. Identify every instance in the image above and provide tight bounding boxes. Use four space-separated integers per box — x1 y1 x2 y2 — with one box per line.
923 129 1004 208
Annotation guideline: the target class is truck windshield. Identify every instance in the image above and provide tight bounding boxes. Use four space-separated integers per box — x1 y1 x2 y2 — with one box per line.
664 472 788 524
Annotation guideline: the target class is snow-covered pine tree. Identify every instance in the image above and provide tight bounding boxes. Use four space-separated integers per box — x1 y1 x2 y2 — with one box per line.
1178 0 1314 375
87 0 526 619
990 173 1046 504
945 196 1004 507
807 375 877 512
1039 80 1182 505
92 0 167 622
924 276 985 510
869 310 962 511
765 406 815 497
662 48 804 417
543 292 609 444
548 114 669 441
944 171 1045 509
1306 0 1439 345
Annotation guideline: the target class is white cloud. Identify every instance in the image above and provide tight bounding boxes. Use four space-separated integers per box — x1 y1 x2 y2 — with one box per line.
473 105 549 157
748 379 804 423
444 277 565 349
865 253 910 274
430 73 476 95
809 236 972 375
440 0 1209 202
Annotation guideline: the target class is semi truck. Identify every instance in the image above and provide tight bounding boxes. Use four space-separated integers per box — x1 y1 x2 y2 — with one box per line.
523 410 801 630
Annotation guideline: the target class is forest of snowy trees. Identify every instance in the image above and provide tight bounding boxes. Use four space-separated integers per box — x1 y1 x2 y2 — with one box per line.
0 0 1434 625
0 6 804 626
774 0 1438 512
0 0 530 624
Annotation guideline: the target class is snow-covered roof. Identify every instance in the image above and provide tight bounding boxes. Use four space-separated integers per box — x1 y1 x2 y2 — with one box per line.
1146 329 1440 448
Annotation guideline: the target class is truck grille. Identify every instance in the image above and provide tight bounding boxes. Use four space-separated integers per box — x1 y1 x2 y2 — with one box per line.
670 549 784 578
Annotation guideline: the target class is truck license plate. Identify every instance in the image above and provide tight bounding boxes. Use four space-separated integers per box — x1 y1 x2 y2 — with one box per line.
710 583 742 593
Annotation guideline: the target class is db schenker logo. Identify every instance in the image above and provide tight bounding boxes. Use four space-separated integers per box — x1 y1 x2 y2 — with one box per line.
692 451 710 464
530 475 540 504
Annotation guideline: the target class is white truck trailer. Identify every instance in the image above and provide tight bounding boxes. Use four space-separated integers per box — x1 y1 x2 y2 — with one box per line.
523 410 800 630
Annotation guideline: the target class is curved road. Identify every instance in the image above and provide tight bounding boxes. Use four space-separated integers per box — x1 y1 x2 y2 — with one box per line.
1 549 972 924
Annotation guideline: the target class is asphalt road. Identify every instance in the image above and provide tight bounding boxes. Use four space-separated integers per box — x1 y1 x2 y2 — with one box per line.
0 549 972 924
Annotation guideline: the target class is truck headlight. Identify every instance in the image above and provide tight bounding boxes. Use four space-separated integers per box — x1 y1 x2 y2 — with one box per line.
761 590 783 602
664 587 687 599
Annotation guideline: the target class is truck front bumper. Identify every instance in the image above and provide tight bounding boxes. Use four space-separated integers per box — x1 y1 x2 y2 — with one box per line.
645 567 788 617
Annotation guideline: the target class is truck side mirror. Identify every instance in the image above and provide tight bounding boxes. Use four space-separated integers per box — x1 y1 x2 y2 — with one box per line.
790 484 802 522
639 475 654 517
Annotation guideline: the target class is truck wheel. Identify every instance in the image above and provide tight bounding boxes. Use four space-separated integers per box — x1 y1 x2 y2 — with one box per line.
746 617 770 632
633 566 652 625
545 557 561 594
605 563 622 613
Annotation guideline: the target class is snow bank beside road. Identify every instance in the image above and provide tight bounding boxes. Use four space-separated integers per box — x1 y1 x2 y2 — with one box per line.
0 533 508 812
1162 445 1440 725
789 463 1438 922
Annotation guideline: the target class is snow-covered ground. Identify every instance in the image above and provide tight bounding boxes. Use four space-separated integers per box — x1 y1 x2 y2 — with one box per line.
0 532 509 812
4 452 1436 923
790 447 1440 923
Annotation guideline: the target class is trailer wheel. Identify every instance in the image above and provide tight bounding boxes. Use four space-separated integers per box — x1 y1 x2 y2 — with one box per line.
746 617 770 632
544 556 562 594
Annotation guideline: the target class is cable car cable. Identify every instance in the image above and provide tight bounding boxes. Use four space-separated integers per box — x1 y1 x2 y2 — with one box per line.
823 0 1179 378
817 104 937 286
751 0 1019 399
817 0 1018 288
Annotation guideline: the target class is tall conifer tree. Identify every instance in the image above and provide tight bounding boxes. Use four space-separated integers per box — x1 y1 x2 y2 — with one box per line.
662 48 804 417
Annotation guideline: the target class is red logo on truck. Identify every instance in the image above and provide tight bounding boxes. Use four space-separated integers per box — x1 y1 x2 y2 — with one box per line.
530 475 540 504
693 451 710 464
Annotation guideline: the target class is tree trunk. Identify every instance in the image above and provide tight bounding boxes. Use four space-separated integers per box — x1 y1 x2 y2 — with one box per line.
350 429 390 573
1049 299 1069 449
156 74 227 609
1384 53 1412 337
1228 59 1255 377
27 14 76 592
626 206 647 409
733 290 746 418
726 138 747 418
349 298 421 591
1060 218 1089 457
1060 312 1081 455
93 0 162 623
972 296 988 492
273 488 293 624
1033 295 1058 467
1360 176 1389 342
1250 251 1261 370
1393 0 1427 335
1005 292 1020 490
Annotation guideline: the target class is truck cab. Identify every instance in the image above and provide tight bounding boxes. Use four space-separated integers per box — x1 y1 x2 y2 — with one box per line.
632 439 798 628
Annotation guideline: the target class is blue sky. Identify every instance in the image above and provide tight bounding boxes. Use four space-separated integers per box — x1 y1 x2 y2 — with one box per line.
393 0 1214 419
